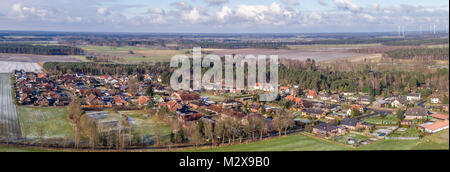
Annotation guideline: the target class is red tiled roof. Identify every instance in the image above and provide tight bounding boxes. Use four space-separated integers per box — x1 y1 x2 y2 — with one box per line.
423 120 449 131
430 113 449 120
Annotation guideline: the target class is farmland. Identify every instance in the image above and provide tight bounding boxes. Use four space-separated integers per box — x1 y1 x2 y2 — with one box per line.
187 134 351 152
17 106 73 140
0 74 21 139
79 46 185 63
0 61 42 73
187 129 449 152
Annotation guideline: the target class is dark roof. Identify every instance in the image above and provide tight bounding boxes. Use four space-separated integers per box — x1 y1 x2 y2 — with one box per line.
405 107 428 116
358 95 372 101
340 118 360 127
313 122 338 132
302 108 323 115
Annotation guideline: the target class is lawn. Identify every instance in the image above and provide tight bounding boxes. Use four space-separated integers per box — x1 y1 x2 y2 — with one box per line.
17 106 74 139
358 129 449 150
362 114 399 125
119 111 172 143
187 134 351 152
199 92 227 102
389 127 421 138
333 133 370 145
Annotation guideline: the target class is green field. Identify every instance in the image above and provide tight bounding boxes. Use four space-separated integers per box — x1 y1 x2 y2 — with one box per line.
362 114 399 125
187 129 449 152
79 46 149 52
17 106 74 139
389 127 421 138
357 129 448 150
187 134 351 152
119 111 172 143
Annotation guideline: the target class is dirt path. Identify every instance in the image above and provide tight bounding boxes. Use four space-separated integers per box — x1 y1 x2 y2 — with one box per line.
0 74 22 139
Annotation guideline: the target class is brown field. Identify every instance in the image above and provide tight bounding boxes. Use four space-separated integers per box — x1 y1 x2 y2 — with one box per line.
0 54 82 63
208 47 366 62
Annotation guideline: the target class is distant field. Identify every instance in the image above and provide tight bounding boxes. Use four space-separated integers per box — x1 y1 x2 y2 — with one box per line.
80 45 184 63
209 47 365 62
287 43 382 50
17 106 74 140
187 129 449 152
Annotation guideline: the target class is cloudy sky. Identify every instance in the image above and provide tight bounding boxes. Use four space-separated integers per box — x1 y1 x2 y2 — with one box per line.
0 0 448 33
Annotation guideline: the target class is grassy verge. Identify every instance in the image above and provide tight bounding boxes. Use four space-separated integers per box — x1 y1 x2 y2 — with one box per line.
17 106 74 139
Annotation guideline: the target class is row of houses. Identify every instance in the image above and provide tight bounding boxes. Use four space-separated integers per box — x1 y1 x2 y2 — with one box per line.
14 70 70 106
312 118 373 138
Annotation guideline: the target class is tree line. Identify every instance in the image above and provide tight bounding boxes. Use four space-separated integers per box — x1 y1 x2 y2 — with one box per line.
383 47 449 61
0 44 84 55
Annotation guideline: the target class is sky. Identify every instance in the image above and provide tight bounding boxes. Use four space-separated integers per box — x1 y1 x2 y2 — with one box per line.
0 0 448 33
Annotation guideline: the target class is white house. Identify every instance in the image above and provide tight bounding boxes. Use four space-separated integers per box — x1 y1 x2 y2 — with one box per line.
407 93 421 102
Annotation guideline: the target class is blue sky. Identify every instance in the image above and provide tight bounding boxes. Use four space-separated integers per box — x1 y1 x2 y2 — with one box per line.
0 0 448 33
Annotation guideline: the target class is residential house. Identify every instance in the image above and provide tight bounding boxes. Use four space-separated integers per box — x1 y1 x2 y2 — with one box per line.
319 93 330 101
312 122 346 138
339 118 372 130
430 94 441 104
391 96 408 108
404 107 428 120
138 96 151 106
306 90 318 99
357 95 372 105
373 99 388 108
330 94 340 103
347 104 364 116
407 93 421 102
430 113 449 121
302 108 326 119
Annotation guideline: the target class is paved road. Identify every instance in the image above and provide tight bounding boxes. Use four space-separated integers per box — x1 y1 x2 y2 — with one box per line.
0 74 22 139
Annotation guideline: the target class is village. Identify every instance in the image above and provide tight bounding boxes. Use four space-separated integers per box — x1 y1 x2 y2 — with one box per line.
11 68 450 148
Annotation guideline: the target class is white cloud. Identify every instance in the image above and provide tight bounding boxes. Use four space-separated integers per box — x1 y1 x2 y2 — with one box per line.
333 0 361 12
216 6 232 22
96 7 109 16
281 0 300 6
317 0 328 6
171 2 193 11
235 2 298 25
148 8 166 24
182 8 210 24
202 0 229 6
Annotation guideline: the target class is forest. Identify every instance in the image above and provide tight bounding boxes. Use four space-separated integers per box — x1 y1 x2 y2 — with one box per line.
43 62 172 83
278 60 449 96
383 47 449 60
0 44 84 55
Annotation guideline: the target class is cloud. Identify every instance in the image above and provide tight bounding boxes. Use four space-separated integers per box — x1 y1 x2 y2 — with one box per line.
216 6 232 22
96 7 110 16
182 8 211 24
281 0 300 6
235 2 298 25
317 0 328 6
148 8 166 24
333 0 361 12
171 2 193 11
201 0 229 6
